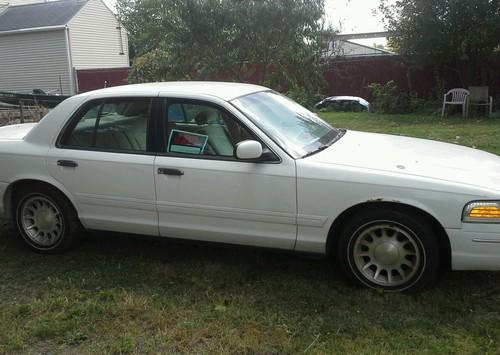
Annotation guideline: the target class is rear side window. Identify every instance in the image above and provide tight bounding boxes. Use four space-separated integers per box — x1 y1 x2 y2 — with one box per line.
61 98 151 152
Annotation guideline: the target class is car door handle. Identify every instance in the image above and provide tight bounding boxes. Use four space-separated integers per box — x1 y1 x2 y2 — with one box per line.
57 160 78 168
158 168 184 176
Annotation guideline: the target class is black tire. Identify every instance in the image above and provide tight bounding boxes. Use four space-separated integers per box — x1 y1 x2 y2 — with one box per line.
12 183 83 254
337 208 440 292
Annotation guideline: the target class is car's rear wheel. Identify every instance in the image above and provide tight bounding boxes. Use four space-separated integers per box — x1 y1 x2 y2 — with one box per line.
13 184 83 253
337 209 440 292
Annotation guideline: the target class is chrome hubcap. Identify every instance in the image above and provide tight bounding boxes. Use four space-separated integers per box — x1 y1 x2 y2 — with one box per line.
353 223 421 287
20 196 64 247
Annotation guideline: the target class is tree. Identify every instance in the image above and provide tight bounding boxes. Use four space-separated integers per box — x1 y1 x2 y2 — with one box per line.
380 0 500 87
117 0 334 97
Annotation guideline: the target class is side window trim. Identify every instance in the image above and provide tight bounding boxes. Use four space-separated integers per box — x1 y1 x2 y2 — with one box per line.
56 98 103 148
158 97 280 163
56 97 155 155
181 104 187 122
91 101 105 148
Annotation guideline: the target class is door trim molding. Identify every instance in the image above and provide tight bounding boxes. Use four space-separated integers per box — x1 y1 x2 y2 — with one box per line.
157 200 297 225
77 193 155 212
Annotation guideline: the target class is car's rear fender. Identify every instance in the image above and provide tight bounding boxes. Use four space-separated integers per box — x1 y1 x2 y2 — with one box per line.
2 174 80 221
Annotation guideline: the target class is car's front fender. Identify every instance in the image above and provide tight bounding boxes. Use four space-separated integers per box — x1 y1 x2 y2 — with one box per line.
294 160 497 254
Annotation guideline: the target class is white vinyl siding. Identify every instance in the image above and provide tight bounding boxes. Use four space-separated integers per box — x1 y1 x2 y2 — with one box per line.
68 0 129 70
4 0 43 5
0 29 72 94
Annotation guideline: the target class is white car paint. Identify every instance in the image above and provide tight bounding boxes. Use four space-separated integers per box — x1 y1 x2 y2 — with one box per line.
0 123 37 140
151 89 299 248
47 149 158 236
154 154 297 249
0 82 499 272
311 130 500 193
295 131 500 271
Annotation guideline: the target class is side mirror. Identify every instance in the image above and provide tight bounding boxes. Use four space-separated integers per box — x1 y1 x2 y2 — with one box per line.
235 140 263 160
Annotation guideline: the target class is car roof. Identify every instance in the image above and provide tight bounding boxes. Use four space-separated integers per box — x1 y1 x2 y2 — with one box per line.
75 81 269 101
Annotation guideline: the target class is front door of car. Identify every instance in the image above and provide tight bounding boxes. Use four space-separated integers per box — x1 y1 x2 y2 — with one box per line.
46 97 158 236
154 98 297 249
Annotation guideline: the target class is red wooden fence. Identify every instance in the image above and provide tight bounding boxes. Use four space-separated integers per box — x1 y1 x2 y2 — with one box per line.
76 67 129 93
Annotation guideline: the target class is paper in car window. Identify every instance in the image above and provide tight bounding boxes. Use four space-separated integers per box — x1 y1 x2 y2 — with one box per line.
168 129 208 155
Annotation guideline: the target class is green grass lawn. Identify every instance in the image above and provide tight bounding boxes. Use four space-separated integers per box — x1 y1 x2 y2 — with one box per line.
1 112 500 354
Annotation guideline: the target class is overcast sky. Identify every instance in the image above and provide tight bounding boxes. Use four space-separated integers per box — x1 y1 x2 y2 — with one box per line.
325 0 394 46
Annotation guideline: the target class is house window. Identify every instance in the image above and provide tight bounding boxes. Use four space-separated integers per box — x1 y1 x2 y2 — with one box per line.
117 25 125 55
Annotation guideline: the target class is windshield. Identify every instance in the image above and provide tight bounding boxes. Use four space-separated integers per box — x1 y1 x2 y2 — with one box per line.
231 91 341 158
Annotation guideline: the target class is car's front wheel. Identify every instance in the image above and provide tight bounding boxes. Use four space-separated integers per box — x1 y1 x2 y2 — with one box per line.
13 184 83 253
337 209 440 292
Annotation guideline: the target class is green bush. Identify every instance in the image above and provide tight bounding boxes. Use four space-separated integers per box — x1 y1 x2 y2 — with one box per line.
286 86 323 109
368 81 405 113
367 81 429 114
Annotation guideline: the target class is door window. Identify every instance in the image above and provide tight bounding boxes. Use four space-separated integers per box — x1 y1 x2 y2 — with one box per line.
61 98 151 152
164 101 254 157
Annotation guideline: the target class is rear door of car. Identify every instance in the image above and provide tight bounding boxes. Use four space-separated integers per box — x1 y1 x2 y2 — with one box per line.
46 96 159 236
153 94 298 249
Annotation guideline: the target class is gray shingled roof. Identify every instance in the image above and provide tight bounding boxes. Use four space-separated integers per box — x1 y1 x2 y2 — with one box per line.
0 0 88 32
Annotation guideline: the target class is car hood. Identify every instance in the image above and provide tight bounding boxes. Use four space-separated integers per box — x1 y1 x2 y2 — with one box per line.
308 130 500 192
0 123 37 140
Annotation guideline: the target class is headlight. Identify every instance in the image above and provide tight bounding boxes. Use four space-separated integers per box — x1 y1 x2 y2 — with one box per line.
463 201 500 223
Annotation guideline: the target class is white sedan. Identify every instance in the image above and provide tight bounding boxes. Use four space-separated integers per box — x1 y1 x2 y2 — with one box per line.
1 82 499 292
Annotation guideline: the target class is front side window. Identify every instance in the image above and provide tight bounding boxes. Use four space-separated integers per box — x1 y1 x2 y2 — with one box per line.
164 101 254 157
232 91 342 158
61 98 151 152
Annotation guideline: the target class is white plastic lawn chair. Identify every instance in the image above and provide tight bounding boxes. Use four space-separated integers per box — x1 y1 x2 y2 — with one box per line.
468 86 493 117
442 89 469 117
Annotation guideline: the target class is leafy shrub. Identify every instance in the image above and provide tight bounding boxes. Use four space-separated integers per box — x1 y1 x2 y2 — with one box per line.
286 86 324 109
368 81 407 114
367 81 430 114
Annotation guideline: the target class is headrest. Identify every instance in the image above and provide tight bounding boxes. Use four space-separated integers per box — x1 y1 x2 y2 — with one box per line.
195 111 208 125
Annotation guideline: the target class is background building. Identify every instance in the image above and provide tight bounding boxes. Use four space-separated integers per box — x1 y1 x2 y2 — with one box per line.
0 0 129 95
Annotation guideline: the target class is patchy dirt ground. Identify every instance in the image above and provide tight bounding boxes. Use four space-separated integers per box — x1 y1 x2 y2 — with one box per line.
2 221 500 354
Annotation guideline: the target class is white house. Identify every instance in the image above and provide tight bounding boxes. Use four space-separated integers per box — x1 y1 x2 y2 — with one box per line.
325 40 395 59
0 0 129 95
